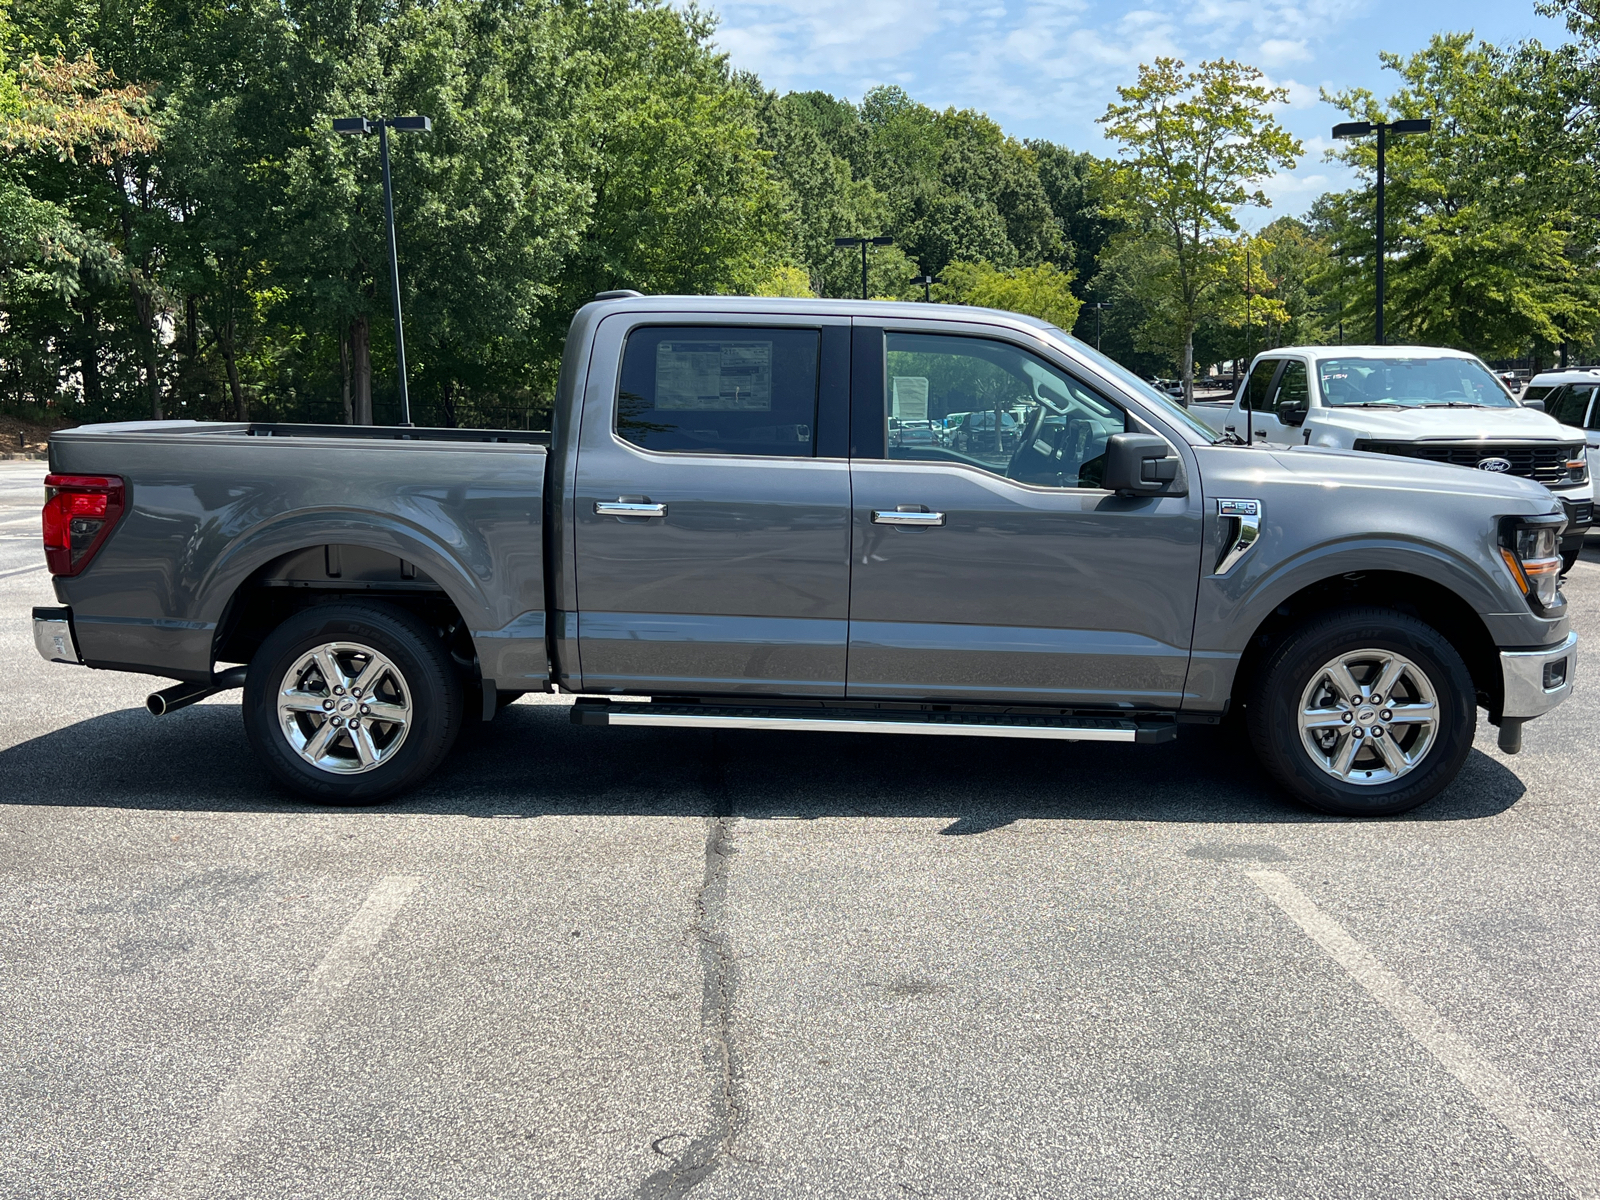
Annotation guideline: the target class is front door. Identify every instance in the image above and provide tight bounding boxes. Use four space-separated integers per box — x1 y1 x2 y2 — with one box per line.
846 323 1205 709
573 315 852 695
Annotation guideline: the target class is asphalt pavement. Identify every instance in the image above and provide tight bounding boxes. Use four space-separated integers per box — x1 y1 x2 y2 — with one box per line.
2 458 1599 1199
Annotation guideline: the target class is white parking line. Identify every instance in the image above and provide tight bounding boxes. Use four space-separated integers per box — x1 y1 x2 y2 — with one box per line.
1248 870 1599 1200
152 875 421 1199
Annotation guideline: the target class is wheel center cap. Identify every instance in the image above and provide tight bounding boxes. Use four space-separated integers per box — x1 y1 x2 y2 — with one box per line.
338 698 356 714
1356 707 1377 725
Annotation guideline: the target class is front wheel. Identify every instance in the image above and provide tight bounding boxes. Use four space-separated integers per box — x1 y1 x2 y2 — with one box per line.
243 601 464 803
1247 608 1476 817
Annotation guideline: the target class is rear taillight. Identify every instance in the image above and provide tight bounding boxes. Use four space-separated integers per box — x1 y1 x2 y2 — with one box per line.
42 474 125 576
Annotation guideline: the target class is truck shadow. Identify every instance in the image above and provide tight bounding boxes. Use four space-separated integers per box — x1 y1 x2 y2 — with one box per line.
0 698 1527 824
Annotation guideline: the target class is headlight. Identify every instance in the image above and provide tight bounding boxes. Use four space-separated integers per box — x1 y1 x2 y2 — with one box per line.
1565 447 1589 484
1499 515 1566 612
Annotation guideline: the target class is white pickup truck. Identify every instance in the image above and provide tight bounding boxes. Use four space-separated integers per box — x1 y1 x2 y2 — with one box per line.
1192 345 1594 570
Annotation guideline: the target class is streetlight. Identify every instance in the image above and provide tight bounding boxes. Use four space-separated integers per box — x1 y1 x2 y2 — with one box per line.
1088 301 1113 351
334 115 433 425
834 236 894 300
1332 117 1431 346
912 274 938 303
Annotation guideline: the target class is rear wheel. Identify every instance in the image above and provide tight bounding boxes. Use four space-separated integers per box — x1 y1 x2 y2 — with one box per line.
1247 608 1476 817
243 602 463 803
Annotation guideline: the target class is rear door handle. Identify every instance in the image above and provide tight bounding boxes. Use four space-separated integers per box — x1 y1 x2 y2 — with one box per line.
872 509 945 526
595 501 667 517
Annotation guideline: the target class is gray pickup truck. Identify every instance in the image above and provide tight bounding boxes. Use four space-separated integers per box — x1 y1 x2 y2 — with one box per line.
32 295 1578 817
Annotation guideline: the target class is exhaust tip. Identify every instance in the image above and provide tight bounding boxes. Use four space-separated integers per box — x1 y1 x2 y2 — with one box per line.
146 693 169 716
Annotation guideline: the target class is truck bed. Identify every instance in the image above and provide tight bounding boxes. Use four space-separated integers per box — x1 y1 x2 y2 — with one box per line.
48 421 552 691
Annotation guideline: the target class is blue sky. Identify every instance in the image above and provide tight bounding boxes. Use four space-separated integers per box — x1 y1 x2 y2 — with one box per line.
707 0 1572 226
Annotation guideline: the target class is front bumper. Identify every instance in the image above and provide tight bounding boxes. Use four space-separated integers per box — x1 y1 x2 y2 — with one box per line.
33 606 82 665
1500 631 1577 720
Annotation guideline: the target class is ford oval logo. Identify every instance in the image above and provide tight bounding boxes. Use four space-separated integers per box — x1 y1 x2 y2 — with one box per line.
1477 456 1513 473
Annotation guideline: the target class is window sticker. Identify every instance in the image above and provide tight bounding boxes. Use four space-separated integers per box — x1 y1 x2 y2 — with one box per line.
655 341 773 411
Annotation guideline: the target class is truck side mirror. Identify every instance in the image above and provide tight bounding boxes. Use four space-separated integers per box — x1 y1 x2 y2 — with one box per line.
1522 398 1546 412
1278 400 1307 427
1103 433 1185 497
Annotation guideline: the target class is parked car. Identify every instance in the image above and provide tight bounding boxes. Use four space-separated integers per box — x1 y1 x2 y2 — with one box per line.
33 297 1577 817
950 409 1020 454
890 418 936 449
1190 345 1593 571
1526 369 1600 513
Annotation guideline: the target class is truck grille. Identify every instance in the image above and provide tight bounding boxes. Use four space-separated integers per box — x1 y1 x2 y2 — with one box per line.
1351 439 1584 486
1565 499 1593 527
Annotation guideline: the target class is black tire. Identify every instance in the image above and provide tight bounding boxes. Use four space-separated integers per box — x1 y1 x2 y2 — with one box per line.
1247 607 1476 817
243 601 464 803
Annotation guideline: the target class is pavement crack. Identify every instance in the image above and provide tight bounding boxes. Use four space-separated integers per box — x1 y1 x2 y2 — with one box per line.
636 732 743 1200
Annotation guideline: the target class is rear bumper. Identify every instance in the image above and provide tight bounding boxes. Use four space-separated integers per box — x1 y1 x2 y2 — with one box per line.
32 606 82 665
1500 631 1577 720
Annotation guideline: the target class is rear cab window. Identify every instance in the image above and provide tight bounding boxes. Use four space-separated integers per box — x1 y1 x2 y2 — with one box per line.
616 326 820 456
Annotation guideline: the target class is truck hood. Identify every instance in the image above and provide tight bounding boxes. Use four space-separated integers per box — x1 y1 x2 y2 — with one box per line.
1266 443 1560 509
1313 405 1583 442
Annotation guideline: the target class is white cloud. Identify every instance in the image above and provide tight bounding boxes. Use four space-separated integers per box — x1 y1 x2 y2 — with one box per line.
705 0 1381 214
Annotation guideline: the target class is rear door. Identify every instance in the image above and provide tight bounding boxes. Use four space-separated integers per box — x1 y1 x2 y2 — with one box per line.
844 320 1205 709
572 312 852 695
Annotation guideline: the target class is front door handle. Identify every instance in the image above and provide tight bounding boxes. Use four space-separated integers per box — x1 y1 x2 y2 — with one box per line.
595 500 667 517
872 509 945 526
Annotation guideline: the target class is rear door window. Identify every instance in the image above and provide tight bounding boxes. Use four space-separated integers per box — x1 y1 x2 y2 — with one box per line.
1549 385 1594 427
1240 360 1281 411
616 326 820 455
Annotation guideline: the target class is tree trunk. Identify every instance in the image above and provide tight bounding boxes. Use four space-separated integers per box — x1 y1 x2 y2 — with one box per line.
340 328 354 424
220 318 246 421
78 298 103 407
350 316 372 424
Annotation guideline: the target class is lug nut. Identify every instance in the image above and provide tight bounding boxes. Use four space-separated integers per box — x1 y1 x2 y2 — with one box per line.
1380 710 1393 721
331 716 343 727
1370 694 1382 704
322 699 333 710
349 718 361 730
1372 727 1384 738
1353 728 1364 738
1342 712 1353 723
333 686 345 696
351 687 362 698
360 705 370 715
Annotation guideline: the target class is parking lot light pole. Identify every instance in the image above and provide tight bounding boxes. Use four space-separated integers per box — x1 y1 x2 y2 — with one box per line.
1089 301 1113 351
334 115 433 425
835 236 894 300
1332 118 1432 346
912 274 937 302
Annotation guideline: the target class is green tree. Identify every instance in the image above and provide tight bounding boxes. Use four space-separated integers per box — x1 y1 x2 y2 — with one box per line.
1324 31 1600 360
934 259 1081 329
1099 58 1302 402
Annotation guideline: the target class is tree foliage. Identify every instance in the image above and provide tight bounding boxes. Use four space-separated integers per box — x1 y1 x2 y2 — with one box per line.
1098 57 1302 400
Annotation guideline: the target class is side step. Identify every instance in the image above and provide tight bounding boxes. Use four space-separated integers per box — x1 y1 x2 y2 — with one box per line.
571 701 1176 744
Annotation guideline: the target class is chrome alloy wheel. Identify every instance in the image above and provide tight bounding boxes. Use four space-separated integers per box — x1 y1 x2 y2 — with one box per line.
276 641 412 774
1297 648 1440 786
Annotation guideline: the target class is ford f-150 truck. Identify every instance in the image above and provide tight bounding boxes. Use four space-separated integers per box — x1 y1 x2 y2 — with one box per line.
1190 345 1594 570
31 296 1579 817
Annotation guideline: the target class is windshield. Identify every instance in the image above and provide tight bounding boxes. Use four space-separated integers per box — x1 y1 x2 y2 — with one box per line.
1045 327 1221 441
1318 356 1516 408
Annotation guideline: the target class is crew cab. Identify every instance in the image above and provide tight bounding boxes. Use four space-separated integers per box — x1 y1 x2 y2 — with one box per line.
1525 368 1600 518
1191 346 1593 571
32 297 1578 817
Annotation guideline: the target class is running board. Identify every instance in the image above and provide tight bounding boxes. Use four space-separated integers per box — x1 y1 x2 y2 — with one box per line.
571 701 1176 744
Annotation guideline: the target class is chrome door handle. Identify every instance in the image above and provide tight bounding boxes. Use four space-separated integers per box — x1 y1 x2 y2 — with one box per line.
595 501 667 517
872 509 945 526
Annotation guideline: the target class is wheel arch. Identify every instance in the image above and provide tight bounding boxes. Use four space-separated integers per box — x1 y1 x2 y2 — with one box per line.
1229 569 1503 721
